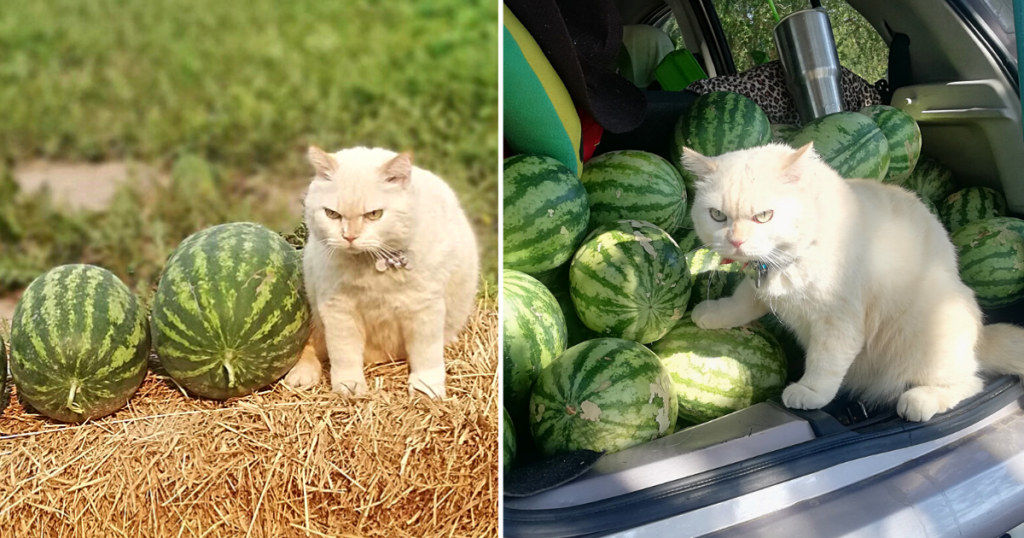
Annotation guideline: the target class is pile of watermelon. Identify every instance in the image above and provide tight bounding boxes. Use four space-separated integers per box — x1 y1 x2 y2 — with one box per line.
502 90 1024 469
3 222 311 423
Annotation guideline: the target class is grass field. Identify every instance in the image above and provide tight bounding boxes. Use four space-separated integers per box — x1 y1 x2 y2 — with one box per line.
0 0 499 296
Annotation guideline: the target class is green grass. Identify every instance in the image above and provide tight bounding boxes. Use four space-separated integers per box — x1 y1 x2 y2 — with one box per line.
0 0 498 293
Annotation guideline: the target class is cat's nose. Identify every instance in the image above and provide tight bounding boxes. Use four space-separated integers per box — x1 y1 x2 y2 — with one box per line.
730 238 745 248
344 233 359 243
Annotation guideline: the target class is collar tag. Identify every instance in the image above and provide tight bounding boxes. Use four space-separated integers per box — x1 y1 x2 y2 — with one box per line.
375 252 411 272
754 261 769 288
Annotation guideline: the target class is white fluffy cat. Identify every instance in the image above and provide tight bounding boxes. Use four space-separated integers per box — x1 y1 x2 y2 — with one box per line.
284 146 479 398
682 142 1024 421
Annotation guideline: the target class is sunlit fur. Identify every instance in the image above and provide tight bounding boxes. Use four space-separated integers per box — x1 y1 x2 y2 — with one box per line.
682 143 1024 422
284 146 479 398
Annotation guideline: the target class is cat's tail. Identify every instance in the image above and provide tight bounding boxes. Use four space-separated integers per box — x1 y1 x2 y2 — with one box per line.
977 323 1024 376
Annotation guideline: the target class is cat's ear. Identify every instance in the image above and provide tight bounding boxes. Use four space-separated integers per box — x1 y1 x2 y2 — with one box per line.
308 146 339 180
383 151 413 187
680 147 718 180
782 142 815 183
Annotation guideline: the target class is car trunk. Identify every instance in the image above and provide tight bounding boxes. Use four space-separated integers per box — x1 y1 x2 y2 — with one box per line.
504 86 1024 537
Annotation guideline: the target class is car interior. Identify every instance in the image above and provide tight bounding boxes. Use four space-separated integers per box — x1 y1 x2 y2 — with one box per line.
504 1 1024 536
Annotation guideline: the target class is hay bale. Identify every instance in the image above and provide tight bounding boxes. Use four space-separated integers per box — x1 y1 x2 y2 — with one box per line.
0 306 498 537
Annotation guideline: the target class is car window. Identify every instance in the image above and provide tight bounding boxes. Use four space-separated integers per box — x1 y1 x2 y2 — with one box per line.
964 0 1017 63
713 0 888 82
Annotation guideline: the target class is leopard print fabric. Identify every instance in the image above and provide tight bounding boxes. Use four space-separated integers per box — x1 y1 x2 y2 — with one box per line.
685 60 882 126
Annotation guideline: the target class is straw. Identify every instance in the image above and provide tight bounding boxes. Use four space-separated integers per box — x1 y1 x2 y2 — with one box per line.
0 306 498 538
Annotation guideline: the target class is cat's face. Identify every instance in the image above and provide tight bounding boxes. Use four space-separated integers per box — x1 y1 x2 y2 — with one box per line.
682 143 815 264
304 146 415 256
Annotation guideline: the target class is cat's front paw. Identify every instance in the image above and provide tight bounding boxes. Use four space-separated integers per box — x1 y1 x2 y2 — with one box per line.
409 372 447 399
897 388 940 422
283 359 322 389
782 382 833 410
691 300 734 330
331 378 369 397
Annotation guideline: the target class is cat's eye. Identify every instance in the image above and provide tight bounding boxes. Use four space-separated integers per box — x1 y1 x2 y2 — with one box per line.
324 208 341 219
753 210 774 223
365 209 384 221
709 208 727 222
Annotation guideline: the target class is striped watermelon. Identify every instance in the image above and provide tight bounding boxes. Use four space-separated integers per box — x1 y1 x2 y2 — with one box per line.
897 157 956 204
951 217 1024 307
757 313 804 370
788 112 890 181
529 338 678 456
919 194 941 220
504 155 590 273
672 227 704 255
771 124 798 144
580 150 687 233
503 406 516 473
570 220 691 344
670 92 772 193
651 318 787 427
503 270 567 420
687 247 745 309
940 187 1008 233
858 105 922 184
10 265 149 422
151 223 311 400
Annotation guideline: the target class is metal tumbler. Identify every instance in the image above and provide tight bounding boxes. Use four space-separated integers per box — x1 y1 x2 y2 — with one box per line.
773 8 843 124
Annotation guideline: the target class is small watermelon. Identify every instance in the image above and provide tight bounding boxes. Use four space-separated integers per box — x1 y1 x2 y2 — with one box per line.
581 150 687 233
503 407 516 473
530 338 678 456
151 223 311 400
757 313 804 374
672 227 704 255
652 318 787 427
687 247 745 309
504 155 590 273
788 112 890 181
858 105 922 184
951 217 1024 307
940 186 1008 233
10 265 149 422
918 194 941 220
503 270 567 420
771 124 798 144
570 220 691 344
898 157 956 204
671 92 772 193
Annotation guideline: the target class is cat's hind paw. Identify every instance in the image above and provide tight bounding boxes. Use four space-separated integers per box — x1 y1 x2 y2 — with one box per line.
331 378 369 397
897 388 941 422
283 360 322 389
691 300 734 330
782 382 833 410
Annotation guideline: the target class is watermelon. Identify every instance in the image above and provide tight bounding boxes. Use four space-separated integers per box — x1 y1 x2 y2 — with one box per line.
530 338 678 456
503 406 516 473
0 336 6 413
672 227 704 255
570 220 691 344
757 313 804 375
951 217 1024 307
651 318 787 427
151 223 311 400
940 186 1008 233
580 150 687 233
504 155 590 273
898 157 956 204
671 92 772 193
10 265 149 422
788 112 890 181
771 124 798 144
858 105 921 184
687 247 745 309
918 194 941 220
503 270 567 420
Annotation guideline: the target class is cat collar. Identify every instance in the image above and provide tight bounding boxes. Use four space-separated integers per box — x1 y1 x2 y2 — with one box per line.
375 252 411 272
721 258 771 288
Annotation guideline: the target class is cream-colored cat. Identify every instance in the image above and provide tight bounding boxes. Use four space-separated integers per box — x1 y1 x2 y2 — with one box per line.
682 142 1024 421
284 146 479 398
